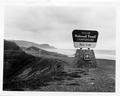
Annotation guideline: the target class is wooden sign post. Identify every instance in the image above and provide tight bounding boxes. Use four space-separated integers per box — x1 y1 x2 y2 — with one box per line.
72 30 99 68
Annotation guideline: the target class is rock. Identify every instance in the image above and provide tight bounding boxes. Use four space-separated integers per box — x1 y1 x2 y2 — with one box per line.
74 49 97 68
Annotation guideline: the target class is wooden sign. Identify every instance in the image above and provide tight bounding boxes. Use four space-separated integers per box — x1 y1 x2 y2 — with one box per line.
72 30 98 48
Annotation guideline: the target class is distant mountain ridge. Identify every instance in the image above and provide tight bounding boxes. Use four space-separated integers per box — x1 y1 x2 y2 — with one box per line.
10 40 56 49
24 46 68 58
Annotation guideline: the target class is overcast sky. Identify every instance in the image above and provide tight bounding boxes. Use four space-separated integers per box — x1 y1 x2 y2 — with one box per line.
4 6 116 50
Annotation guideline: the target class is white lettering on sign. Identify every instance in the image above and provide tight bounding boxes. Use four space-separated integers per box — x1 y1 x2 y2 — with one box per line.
75 34 96 39
75 34 87 38
72 30 98 48
81 32 90 34
88 35 96 38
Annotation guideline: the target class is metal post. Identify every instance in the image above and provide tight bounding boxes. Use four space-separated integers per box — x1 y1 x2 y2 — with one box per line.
39 50 40 57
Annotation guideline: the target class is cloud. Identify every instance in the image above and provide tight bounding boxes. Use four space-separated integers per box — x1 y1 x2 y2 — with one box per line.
5 6 116 49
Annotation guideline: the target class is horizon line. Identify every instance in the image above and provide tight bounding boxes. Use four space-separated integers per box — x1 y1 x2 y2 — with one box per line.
4 38 116 51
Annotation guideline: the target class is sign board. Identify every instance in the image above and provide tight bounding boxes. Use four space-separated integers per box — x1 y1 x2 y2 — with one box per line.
84 53 91 61
72 30 98 48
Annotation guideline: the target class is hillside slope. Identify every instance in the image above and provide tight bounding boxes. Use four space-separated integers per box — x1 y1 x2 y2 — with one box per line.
12 40 56 49
3 40 68 90
24 46 68 59
3 40 115 92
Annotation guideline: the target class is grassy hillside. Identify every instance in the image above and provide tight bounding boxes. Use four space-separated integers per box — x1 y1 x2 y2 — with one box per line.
35 59 115 92
24 46 68 59
3 40 115 92
3 40 68 90
4 40 35 79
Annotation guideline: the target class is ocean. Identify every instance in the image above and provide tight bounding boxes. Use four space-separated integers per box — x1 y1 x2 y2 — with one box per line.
45 49 115 60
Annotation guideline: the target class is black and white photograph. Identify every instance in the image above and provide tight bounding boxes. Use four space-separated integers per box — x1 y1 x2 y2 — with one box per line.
3 5 116 92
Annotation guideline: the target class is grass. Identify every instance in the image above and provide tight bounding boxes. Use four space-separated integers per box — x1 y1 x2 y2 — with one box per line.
3 40 115 92
4 56 115 92
31 59 115 92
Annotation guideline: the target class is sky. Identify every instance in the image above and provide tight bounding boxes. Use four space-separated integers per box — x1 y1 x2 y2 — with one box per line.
4 6 116 50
